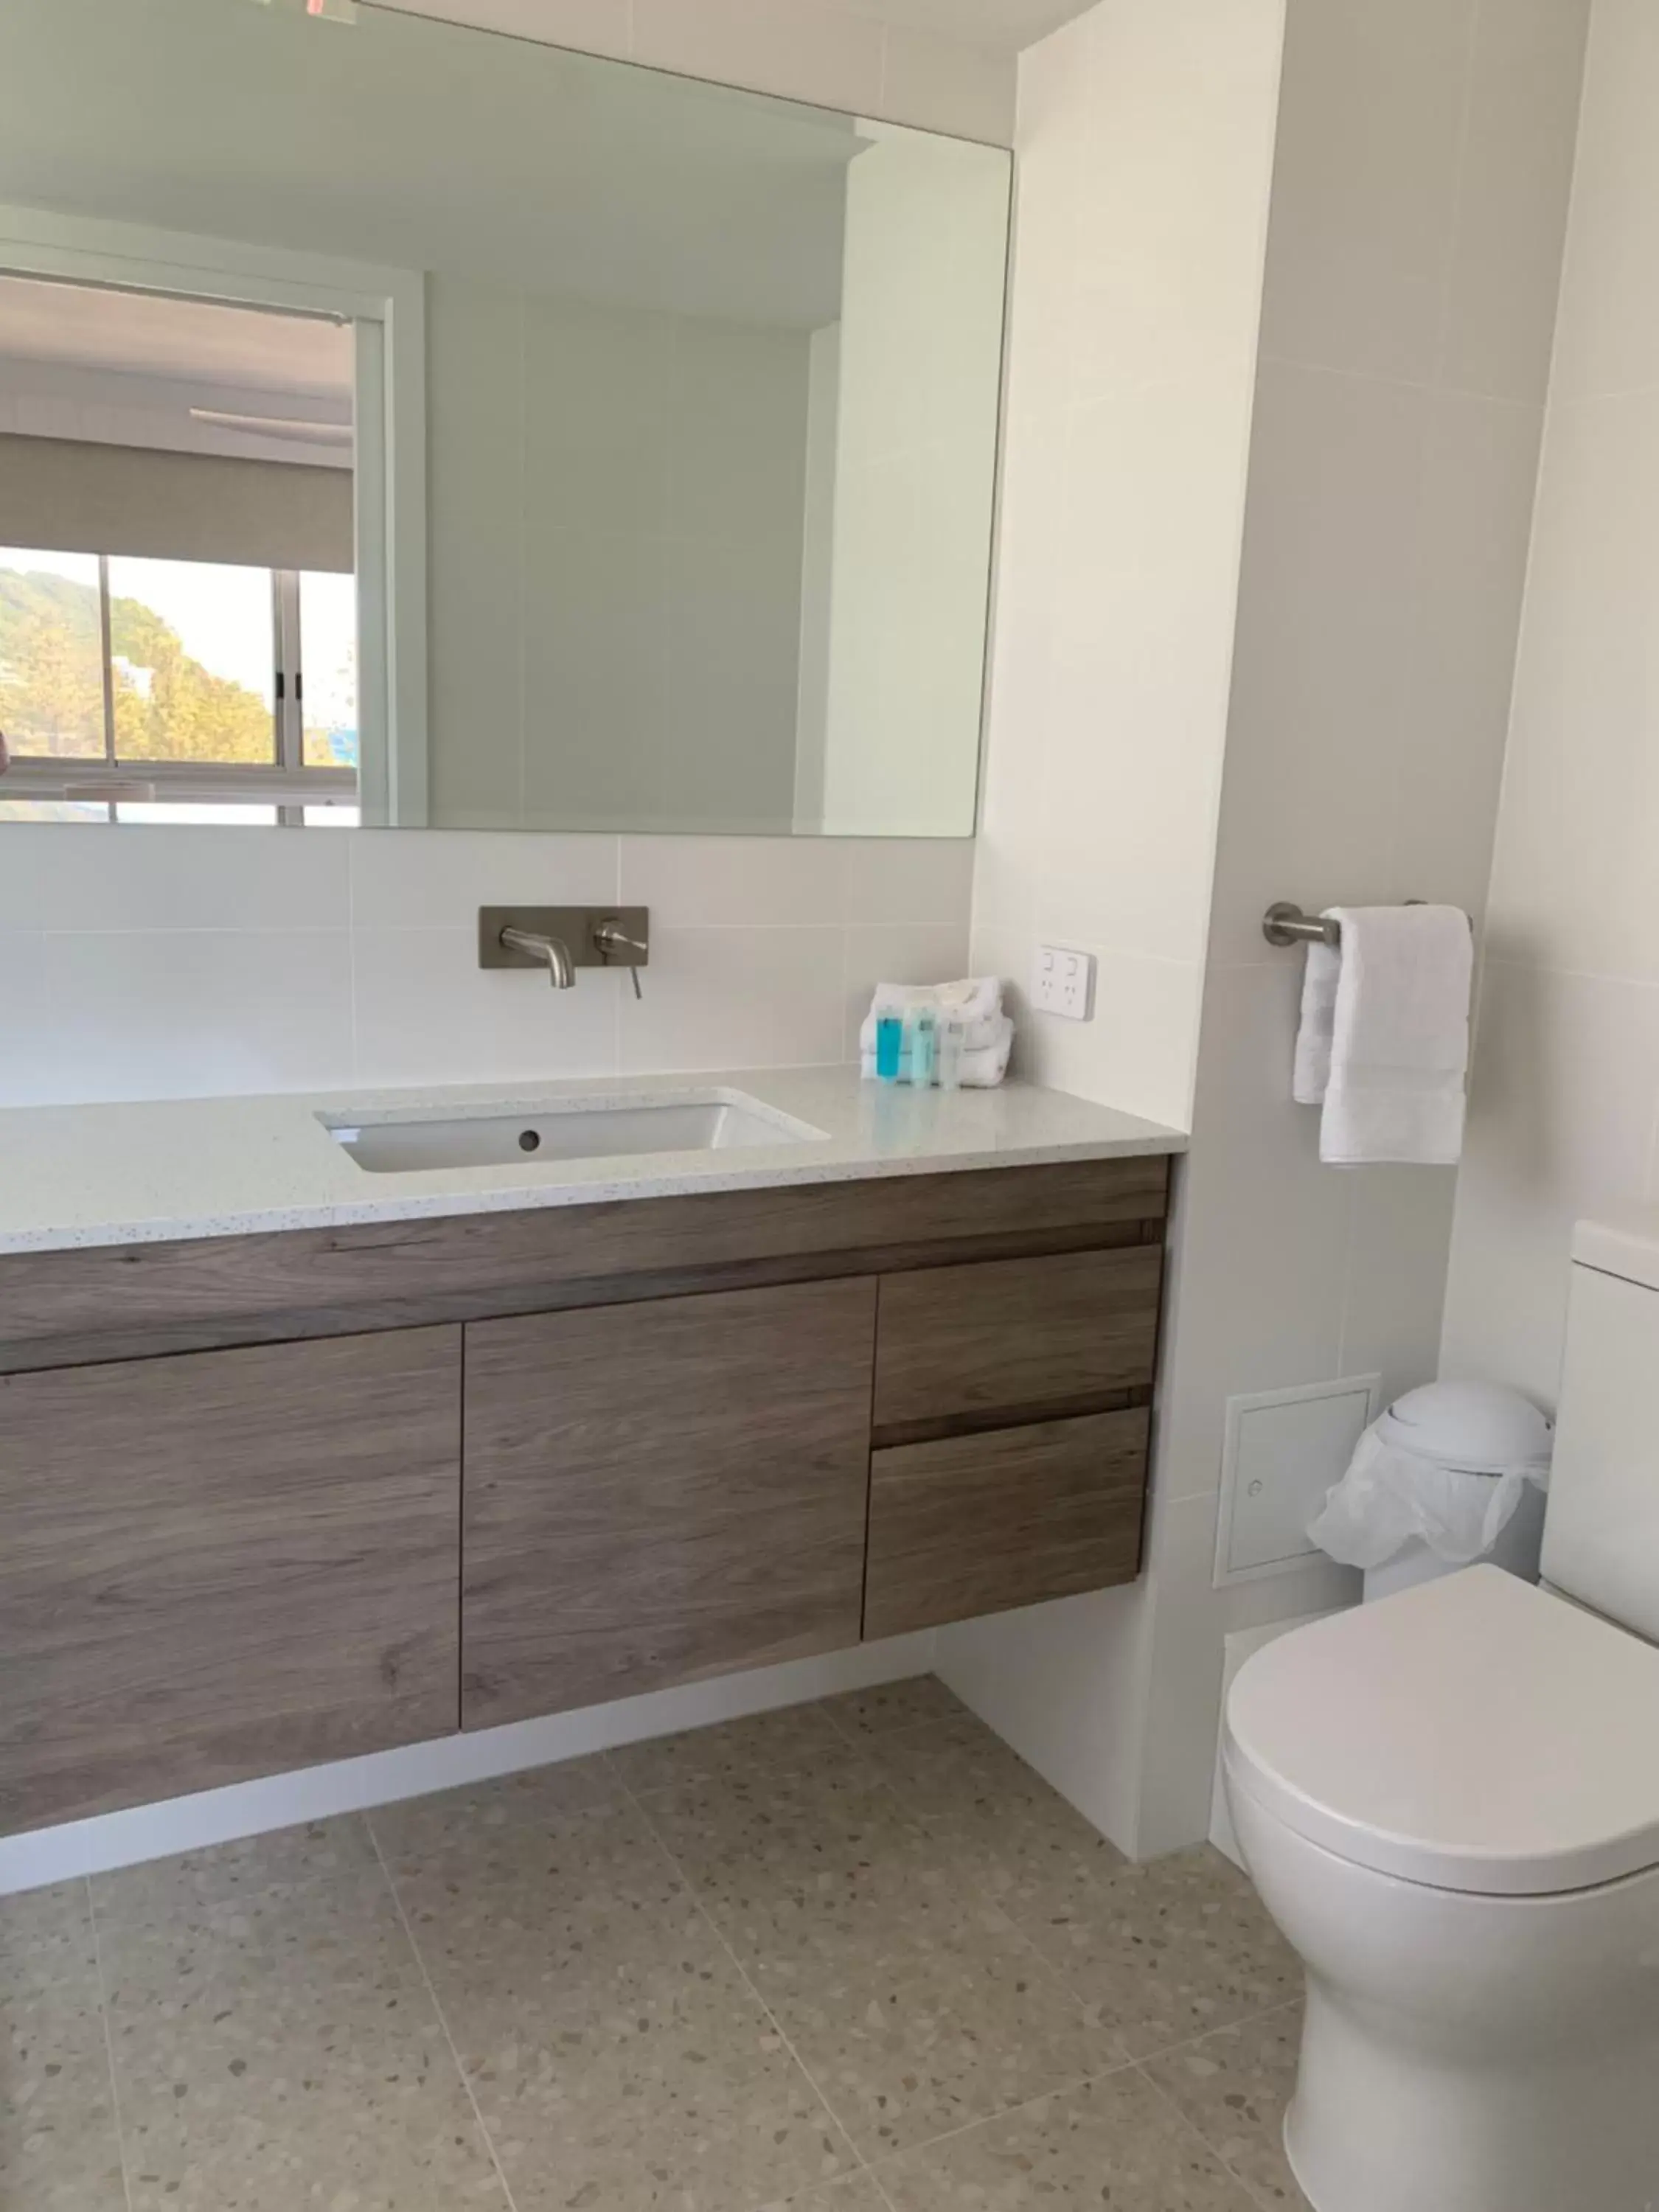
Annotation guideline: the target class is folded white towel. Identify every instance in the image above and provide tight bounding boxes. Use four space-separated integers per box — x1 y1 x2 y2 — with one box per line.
858 978 1004 1057
1295 906 1472 1166
861 1014 1014 1089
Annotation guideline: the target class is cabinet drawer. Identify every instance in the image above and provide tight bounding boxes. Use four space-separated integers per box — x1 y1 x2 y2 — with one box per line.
872 1244 1161 1443
865 1408 1149 1639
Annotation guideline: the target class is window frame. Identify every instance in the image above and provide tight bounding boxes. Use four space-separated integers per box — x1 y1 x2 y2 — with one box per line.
0 554 358 822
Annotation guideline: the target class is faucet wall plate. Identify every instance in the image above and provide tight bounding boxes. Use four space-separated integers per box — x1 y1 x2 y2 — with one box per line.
479 906 650 976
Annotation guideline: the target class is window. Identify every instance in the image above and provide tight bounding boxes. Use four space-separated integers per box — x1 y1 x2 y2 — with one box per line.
0 548 358 826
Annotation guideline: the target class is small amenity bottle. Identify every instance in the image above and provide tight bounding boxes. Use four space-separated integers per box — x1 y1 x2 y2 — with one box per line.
936 1015 964 1091
908 1006 937 1087
874 995 905 1082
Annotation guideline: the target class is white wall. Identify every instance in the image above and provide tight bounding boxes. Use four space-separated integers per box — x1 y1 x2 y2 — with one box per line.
965 0 1283 1134
939 0 1287 1848
946 0 1590 1860
1442 0 1659 1405
813 128 1008 839
428 282 812 834
0 827 971 1106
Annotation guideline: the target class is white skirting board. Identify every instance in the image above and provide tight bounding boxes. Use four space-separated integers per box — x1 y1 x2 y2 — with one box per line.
0 1627 939 1897
1209 1609 1346 1868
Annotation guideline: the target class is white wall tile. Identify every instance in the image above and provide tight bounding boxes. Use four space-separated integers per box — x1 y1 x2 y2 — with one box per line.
841 838 975 928
1437 0 1592 404
630 0 884 115
35 931 354 1104
1484 386 1659 982
841 921 971 1057
352 925 621 1088
1444 964 1659 1405
879 24 1014 145
0 825 349 934
616 923 846 1073
1548 0 1659 402
619 836 847 928
0 935 50 1108
350 832 620 930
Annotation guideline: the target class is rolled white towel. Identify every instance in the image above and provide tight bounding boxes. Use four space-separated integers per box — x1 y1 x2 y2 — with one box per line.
858 978 1004 1057
860 1014 1013 1089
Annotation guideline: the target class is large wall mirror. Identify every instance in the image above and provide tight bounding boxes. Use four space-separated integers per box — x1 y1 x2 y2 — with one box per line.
0 0 1009 837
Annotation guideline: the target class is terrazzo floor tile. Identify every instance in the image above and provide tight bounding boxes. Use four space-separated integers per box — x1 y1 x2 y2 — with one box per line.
366 1753 622 1856
610 1701 860 1795
0 1882 97 2000
1006 1844 1301 2059
818 1677 973 1739
765 1917 1125 2160
0 1978 128 2211
90 1814 381 1927
100 1868 505 2211
450 1942 857 2212
1142 2003 1311 2208
869 1708 1130 1902
380 1800 699 1997
762 2175 891 2212
874 2068 1264 2211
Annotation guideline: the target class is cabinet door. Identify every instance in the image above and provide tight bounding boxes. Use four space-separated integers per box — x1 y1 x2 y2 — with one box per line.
462 1279 876 1727
0 1327 462 1836
865 1408 1149 1639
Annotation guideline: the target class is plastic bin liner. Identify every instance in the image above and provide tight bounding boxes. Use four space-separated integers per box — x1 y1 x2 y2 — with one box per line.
1308 1396 1551 1571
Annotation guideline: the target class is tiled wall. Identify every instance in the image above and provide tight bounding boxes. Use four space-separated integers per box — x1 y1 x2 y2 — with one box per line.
939 0 1286 1850
966 0 1282 1135
1441 0 1659 1404
0 829 971 1106
945 0 1591 1860
382 0 1015 145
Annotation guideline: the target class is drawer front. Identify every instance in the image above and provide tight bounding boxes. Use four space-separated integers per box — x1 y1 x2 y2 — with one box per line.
873 1244 1162 1442
865 1408 1149 1640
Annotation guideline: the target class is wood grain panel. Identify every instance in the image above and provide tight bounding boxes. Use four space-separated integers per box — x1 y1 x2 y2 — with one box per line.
462 1279 876 1727
0 1328 462 1835
864 1409 1149 1639
873 1245 1163 1439
0 1155 1169 1374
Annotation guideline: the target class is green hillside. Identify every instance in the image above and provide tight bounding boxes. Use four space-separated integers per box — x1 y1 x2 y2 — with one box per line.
0 564 273 763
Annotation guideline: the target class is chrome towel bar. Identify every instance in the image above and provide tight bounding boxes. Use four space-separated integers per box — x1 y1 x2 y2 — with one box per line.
1263 902 1341 948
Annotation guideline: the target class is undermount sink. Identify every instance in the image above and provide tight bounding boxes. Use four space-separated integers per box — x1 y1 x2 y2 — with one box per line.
322 1093 824 1174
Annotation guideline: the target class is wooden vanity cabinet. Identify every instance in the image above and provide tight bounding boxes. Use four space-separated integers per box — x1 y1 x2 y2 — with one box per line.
0 1154 1169 1835
462 1279 876 1727
0 1327 462 1834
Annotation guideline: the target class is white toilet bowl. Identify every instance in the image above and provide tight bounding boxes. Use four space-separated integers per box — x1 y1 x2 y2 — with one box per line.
1224 1568 1659 2212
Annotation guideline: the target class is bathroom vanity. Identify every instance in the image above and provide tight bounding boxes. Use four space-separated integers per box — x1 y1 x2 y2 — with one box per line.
0 1071 1180 1836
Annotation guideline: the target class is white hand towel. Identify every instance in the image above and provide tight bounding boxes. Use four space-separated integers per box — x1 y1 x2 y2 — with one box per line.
1295 906 1473 1166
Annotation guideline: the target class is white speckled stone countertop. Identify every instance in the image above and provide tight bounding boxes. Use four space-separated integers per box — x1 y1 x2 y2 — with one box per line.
0 1067 1186 1256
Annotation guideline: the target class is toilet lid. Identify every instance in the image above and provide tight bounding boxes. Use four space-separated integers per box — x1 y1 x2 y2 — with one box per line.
1225 1567 1659 1896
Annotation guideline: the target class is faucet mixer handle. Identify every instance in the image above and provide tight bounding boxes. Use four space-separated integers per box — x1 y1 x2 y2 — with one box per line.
593 917 647 1000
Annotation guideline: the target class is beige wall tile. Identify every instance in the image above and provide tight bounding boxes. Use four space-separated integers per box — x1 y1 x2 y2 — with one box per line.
1259 0 1475 382
631 0 884 116
1548 0 1659 401
879 24 1015 145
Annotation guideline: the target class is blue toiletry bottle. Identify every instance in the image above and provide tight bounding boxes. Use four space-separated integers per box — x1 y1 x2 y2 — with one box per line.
910 1006 937 1087
874 997 904 1082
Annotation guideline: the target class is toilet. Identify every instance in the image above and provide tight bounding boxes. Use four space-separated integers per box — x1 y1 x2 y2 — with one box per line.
1224 1212 1659 2212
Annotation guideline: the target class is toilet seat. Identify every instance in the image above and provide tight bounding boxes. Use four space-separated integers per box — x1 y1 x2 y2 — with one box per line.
1225 1565 1659 1896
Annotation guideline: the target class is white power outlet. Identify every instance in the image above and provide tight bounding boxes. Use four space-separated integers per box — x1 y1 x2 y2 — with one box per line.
1032 945 1094 1021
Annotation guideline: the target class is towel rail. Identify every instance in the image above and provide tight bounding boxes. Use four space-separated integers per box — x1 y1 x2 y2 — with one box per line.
1263 902 1341 948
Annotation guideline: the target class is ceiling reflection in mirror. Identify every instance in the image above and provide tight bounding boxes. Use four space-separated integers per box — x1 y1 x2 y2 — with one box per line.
0 0 1009 835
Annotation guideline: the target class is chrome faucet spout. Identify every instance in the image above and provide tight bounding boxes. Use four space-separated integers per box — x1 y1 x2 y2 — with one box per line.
498 926 576 989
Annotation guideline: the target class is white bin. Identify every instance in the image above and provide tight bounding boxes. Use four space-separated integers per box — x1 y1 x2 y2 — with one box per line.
1307 1380 1554 1602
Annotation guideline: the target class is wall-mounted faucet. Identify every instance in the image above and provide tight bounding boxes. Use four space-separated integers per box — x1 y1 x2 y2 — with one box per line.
480 907 650 998
498 926 576 989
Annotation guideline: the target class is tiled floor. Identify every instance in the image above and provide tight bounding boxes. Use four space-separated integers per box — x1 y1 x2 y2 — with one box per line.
0 1677 1310 2211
